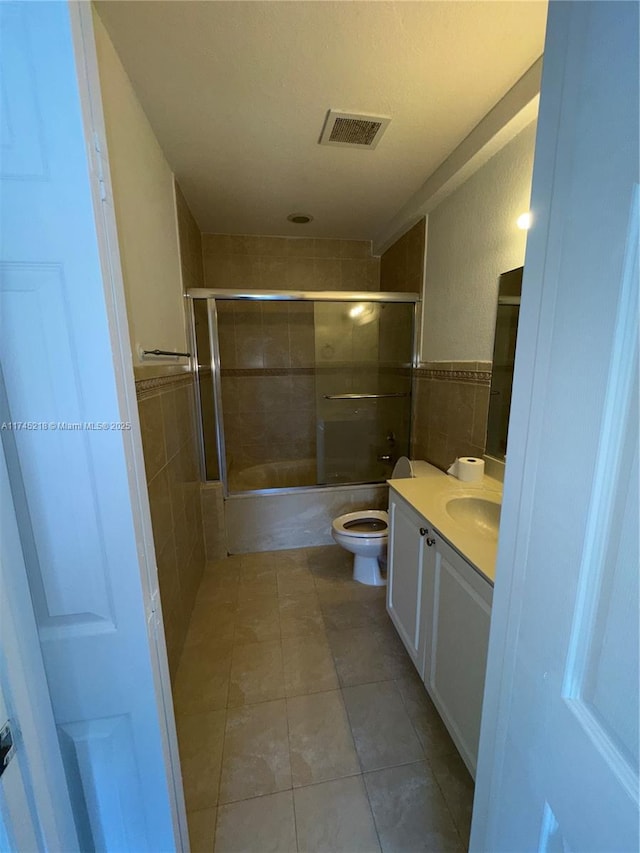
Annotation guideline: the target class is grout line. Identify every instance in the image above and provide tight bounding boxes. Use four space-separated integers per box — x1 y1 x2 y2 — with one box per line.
212 801 221 852
393 674 471 847
282 693 298 851
393 676 429 760
290 785 300 853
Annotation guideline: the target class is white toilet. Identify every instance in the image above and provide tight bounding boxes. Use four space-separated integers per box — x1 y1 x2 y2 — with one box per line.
331 457 433 586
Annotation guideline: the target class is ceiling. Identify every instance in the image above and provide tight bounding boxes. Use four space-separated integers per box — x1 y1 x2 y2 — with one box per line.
95 1 547 240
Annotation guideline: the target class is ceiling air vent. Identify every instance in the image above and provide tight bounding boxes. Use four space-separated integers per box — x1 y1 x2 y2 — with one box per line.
319 110 390 150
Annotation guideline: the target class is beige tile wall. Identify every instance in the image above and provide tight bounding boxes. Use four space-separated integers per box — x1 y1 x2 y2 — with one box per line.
137 375 206 677
380 218 425 294
202 234 380 291
176 182 205 290
216 299 317 483
223 370 317 483
411 362 491 471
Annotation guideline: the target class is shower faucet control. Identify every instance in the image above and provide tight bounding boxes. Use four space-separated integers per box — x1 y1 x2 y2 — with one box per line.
377 454 392 463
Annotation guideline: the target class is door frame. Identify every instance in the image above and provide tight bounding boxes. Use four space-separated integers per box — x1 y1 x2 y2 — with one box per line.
67 3 188 846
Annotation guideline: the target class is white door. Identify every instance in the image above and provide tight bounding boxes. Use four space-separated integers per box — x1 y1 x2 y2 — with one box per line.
472 2 639 851
0 3 184 849
0 440 79 852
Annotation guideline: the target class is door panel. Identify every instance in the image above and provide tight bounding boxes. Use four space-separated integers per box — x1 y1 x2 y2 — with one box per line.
472 3 639 850
387 495 427 667
0 3 178 848
427 537 492 777
0 434 78 851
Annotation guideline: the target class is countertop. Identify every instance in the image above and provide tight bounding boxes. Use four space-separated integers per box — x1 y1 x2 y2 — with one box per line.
388 466 503 584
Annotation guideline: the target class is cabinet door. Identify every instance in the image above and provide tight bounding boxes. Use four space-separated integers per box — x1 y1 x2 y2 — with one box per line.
387 493 433 675
425 535 493 778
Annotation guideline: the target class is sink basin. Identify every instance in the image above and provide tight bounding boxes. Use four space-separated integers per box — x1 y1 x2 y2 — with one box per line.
445 496 501 540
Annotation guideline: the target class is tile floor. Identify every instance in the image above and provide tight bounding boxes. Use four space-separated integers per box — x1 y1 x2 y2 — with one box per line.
173 545 474 852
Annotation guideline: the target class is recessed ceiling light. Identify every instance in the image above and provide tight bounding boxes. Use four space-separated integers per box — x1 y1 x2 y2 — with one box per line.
287 213 313 224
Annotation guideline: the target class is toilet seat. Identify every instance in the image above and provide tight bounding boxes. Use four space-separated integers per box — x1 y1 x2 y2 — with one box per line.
332 510 389 538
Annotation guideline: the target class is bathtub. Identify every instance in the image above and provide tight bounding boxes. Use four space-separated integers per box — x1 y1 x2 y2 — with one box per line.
223 481 389 553
229 458 317 492
222 459 390 552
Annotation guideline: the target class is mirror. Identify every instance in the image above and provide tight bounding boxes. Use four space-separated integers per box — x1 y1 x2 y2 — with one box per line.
485 266 523 460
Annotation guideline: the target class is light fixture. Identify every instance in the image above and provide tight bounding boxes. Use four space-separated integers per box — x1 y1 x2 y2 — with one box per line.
287 213 313 224
349 304 365 318
517 211 532 230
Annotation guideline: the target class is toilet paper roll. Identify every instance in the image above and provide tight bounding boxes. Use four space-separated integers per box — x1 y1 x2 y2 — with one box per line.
447 456 485 482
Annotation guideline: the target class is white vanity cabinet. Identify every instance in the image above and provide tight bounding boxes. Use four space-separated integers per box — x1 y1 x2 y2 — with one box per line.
386 488 493 778
386 492 436 674
423 531 493 777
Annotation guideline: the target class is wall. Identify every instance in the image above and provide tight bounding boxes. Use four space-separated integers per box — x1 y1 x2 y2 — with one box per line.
421 122 536 363
133 191 210 676
202 234 379 291
411 361 492 470
411 122 537 470
93 11 187 364
380 218 426 293
95 11 212 676
137 376 205 675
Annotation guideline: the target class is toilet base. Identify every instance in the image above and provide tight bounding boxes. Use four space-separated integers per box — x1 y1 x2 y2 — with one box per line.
353 554 387 586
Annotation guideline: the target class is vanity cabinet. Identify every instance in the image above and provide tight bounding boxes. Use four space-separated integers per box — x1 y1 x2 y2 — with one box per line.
387 489 493 778
387 493 435 674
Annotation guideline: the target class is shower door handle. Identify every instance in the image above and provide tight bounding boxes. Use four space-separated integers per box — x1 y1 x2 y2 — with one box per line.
323 393 409 400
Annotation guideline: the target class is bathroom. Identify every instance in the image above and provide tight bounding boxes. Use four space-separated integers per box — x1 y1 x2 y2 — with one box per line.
90 1 543 849
2 1 637 849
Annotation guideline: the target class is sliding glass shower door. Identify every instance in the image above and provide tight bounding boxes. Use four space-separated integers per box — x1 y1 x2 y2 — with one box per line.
190 292 417 494
314 301 413 485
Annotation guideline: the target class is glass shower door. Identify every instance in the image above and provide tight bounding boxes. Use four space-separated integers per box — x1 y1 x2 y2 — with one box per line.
314 301 413 485
191 294 415 493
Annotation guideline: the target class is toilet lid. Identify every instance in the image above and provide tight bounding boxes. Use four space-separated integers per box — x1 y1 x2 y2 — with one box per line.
332 510 389 537
391 456 413 478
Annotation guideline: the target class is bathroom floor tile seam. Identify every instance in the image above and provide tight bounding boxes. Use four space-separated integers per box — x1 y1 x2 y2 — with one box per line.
179 546 472 851
189 755 469 852
191 759 466 851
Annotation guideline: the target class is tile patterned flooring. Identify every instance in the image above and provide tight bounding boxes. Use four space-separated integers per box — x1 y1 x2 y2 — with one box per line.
173 545 474 852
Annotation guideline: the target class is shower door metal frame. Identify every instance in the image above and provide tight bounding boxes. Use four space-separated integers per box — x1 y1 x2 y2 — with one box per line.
187 289 421 498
